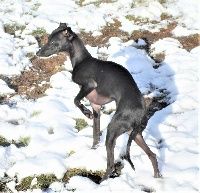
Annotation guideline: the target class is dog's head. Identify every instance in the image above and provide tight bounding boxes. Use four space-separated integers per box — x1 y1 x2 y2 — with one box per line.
36 23 76 57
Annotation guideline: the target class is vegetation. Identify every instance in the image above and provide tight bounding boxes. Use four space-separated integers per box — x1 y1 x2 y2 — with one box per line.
30 110 42 118
31 27 47 37
18 136 31 146
34 174 57 189
76 0 117 7
68 150 76 156
0 135 31 147
74 118 88 131
4 23 26 35
0 135 10 147
62 168 104 184
15 176 34 191
15 169 104 191
15 174 57 191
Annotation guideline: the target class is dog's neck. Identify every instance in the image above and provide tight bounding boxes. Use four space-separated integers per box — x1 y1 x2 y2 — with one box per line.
69 37 91 68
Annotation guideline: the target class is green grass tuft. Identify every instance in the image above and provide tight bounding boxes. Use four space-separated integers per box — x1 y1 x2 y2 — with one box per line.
74 118 88 131
15 174 57 191
15 169 104 191
34 174 57 189
0 135 10 147
31 28 47 37
30 110 42 118
15 176 34 191
18 136 31 146
68 150 76 156
62 168 104 183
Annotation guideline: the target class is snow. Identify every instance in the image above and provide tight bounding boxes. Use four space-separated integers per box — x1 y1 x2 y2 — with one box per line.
0 79 15 95
166 0 200 31
0 0 199 193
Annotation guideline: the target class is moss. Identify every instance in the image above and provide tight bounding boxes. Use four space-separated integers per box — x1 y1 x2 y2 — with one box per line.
34 174 57 189
14 169 103 191
4 23 26 35
15 176 34 191
16 174 57 191
30 110 42 118
125 15 159 25
68 150 76 156
76 0 85 6
125 15 138 21
18 136 31 146
0 136 10 147
160 13 172 20
0 135 31 148
74 118 88 131
62 168 104 184
31 28 47 37
158 0 167 4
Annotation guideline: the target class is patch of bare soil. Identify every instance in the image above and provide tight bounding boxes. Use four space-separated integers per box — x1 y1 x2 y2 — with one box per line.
0 53 68 100
79 19 129 47
131 22 177 43
177 34 200 51
13 54 68 99
0 33 69 100
80 21 199 62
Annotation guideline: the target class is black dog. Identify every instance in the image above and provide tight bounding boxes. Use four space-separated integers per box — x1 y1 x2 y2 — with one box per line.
36 23 161 182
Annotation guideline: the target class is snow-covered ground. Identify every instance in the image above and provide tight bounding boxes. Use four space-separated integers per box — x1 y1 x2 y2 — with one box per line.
0 0 199 192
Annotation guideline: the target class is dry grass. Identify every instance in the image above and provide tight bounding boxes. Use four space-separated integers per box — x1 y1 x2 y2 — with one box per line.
79 19 128 47
177 34 200 51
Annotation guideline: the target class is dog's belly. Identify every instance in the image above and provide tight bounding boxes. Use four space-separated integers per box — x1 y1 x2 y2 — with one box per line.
86 89 112 105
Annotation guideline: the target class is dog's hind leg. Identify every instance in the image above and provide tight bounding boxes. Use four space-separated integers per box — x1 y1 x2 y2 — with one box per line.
134 133 162 178
100 118 129 182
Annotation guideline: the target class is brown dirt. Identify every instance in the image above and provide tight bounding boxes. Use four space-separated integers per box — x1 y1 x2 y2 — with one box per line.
80 20 199 62
9 53 68 99
0 34 69 100
177 34 200 51
79 19 129 47
130 22 177 44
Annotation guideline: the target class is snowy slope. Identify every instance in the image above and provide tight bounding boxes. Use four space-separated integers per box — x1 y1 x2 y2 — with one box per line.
0 0 199 193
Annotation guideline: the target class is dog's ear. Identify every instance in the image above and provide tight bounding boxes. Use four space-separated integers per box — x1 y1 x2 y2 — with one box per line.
49 23 68 40
63 27 76 41
59 23 68 29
